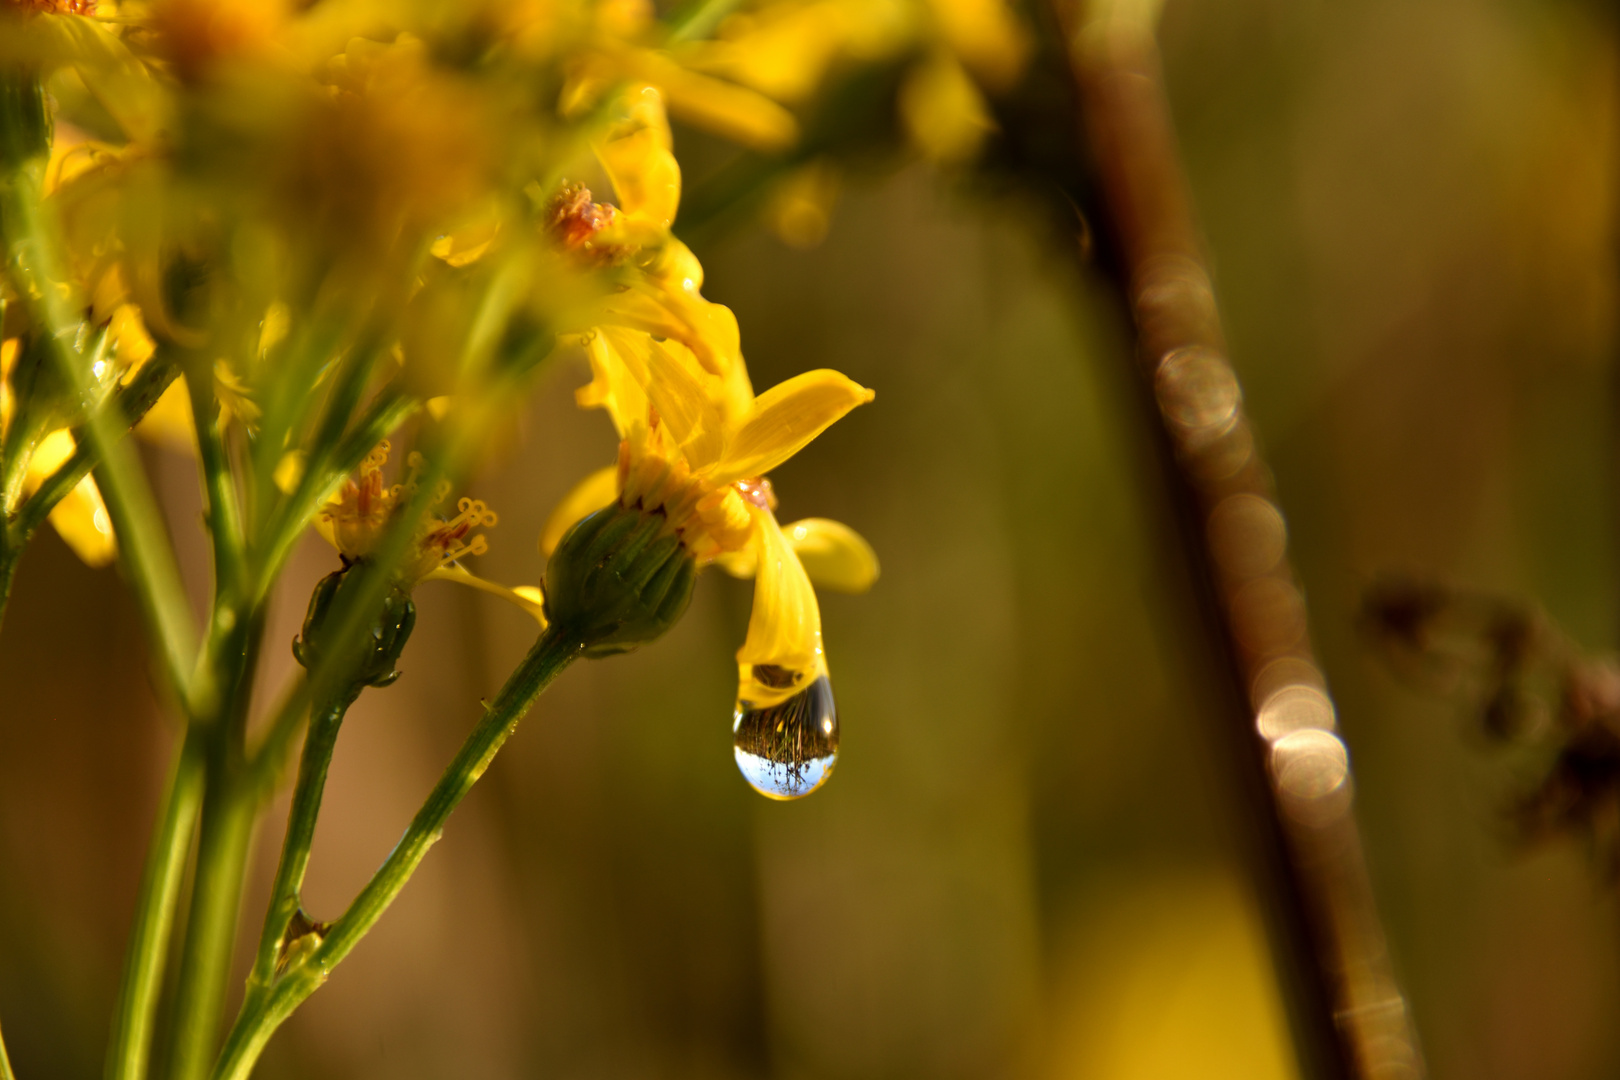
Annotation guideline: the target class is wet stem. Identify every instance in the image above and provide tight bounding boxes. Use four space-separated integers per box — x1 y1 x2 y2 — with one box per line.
211 625 585 1080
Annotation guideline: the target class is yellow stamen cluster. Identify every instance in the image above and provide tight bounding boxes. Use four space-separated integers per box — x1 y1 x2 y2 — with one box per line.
316 442 497 585
615 429 762 565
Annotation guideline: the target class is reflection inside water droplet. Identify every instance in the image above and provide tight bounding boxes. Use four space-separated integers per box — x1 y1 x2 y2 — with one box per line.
733 675 838 800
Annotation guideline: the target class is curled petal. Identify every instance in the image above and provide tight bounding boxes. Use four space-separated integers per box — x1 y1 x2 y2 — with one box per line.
539 465 619 557
711 369 874 484
717 517 878 594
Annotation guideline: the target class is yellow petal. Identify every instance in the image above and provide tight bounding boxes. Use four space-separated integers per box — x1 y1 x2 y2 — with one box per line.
577 329 650 440
539 465 619 557
736 507 823 686
273 450 305 494
715 517 878 593
423 566 547 626
632 52 800 153
134 377 198 453
597 85 681 229
48 476 117 567
597 278 742 377
108 304 155 372
899 51 995 164
923 0 1031 92
711 369 874 483
28 431 117 568
782 518 878 593
642 338 723 471
765 159 841 249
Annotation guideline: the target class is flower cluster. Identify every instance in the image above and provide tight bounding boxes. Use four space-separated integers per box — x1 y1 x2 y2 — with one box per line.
0 0 996 807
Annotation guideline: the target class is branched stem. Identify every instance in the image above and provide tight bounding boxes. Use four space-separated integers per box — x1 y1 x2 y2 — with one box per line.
211 625 584 1080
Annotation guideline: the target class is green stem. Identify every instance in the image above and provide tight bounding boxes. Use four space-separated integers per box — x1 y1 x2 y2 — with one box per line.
184 363 245 597
0 1017 15 1080
166 610 266 1080
239 695 351 1019
105 728 207 1080
211 626 584 1080
165 758 256 1080
0 130 197 704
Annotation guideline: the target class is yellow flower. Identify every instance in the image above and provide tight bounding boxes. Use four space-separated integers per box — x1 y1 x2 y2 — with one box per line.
541 85 743 378
542 326 876 798
314 441 501 588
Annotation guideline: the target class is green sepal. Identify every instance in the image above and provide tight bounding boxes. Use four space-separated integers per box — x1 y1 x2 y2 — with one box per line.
543 502 697 657
293 564 417 691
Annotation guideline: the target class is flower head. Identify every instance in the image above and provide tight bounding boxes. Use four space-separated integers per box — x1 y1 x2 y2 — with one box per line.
543 326 876 798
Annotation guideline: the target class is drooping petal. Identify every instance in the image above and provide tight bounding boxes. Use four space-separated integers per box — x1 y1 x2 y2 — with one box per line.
736 506 824 696
716 517 878 594
710 369 874 484
422 565 547 625
539 464 620 557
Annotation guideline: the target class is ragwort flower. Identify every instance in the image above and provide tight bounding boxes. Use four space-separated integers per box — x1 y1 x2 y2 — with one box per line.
542 325 876 799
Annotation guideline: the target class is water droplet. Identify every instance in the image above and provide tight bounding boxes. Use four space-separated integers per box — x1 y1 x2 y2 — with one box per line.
732 675 838 800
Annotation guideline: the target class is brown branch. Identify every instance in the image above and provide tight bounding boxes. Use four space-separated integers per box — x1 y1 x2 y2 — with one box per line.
1056 3 1426 1077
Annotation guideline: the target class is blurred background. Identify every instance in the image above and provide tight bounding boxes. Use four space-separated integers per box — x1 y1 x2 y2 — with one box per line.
3 0 1619 1077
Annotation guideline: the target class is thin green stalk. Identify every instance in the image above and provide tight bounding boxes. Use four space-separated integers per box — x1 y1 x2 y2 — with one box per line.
183 363 245 598
212 626 584 1080
239 695 351 1019
105 728 207 1080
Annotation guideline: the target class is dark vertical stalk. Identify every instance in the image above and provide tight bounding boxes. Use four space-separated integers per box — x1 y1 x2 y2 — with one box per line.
1055 4 1425 1078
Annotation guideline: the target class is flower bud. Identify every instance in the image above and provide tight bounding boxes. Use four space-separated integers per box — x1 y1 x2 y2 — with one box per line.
293 565 417 692
543 502 696 657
